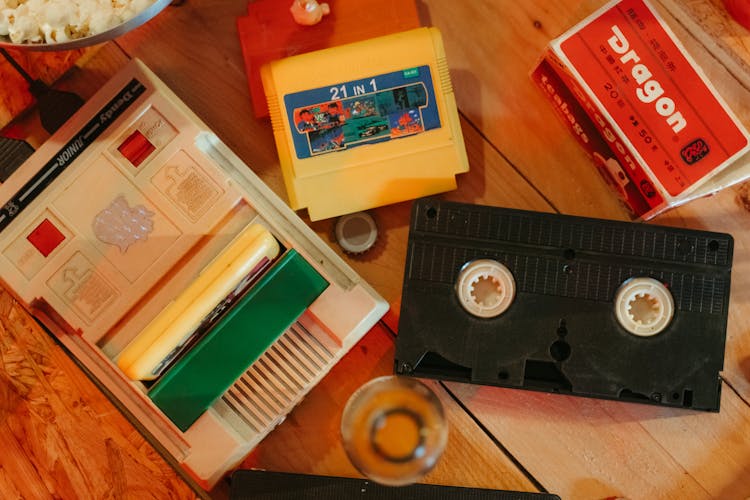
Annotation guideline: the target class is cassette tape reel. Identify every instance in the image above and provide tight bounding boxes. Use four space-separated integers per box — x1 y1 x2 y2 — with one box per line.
395 199 733 411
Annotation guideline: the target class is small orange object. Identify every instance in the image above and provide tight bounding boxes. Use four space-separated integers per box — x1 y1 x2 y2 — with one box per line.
237 0 421 117
290 0 330 26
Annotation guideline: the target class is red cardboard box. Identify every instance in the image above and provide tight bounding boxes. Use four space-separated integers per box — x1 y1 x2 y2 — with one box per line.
533 0 750 219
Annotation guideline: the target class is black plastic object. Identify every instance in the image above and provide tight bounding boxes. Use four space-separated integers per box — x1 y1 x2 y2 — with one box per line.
0 136 34 181
1 48 84 134
395 198 733 411
229 470 560 499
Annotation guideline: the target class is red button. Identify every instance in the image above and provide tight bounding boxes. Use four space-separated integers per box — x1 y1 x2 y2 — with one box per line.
118 130 155 167
27 218 65 257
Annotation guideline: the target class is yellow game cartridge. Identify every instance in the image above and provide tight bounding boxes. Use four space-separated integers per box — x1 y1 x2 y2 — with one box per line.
261 27 469 221
116 223 281 381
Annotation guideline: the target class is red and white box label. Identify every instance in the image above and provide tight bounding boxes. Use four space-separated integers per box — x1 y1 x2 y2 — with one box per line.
534 0 750 219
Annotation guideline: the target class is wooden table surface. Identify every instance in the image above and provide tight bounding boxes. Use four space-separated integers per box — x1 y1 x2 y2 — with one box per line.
2 1 750 498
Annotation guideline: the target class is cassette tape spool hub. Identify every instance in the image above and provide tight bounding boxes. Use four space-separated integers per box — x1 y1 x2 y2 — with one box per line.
614 277 675 337
395 199 733 411
455 260 516 318
455 259 674 334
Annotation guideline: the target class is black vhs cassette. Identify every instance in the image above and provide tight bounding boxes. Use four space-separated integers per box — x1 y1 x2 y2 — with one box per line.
395 199 733 411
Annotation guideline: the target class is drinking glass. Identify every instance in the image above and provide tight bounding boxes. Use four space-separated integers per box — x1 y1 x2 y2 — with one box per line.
340 375 448 486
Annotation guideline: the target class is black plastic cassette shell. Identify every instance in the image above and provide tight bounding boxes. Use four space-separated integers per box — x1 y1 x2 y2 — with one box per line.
395 199 733 411
0 137 35 183
230 470 561 499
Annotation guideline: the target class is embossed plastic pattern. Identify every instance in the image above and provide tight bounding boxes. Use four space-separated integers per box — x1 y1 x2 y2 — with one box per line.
149 249 329 430
395 198 733 411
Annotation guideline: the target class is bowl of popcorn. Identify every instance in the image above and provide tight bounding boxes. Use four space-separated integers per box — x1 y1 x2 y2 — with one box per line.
0 0 172 50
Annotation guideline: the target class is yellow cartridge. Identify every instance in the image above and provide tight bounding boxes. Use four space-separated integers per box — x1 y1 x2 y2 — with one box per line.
117 224 280 380
261 27 469 221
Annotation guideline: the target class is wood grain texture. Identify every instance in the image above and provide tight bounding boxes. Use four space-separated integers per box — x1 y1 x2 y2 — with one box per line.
303 114 556 309
2 1 750 498
421 0 628 220
446 381 750 499
648 0 750 408
0 290 197 499
114 1 286 198
0 47 94 129
660 0 750 90
244 323 537 493
421 1 750 497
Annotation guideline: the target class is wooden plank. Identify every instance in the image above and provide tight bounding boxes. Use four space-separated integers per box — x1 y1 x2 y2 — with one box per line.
421 0 628 220
244 322 539 493
114 2 286 198
113 5 750 499
424 0 750 399
413 1 750 498
659 0 750 90
0 42 201 499
113 1 558 309
303 114 556 309
0 289 197 499
1 6 547 493
0 47 96 129
649 0 750 403
2 1 750 498
446 381 750 498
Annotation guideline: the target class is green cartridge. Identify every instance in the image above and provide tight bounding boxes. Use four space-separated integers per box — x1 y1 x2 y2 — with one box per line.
148 249 328 431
